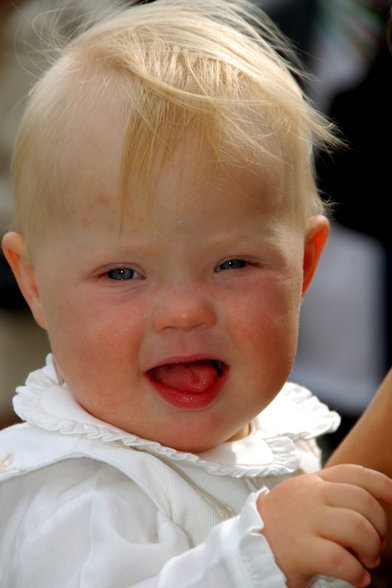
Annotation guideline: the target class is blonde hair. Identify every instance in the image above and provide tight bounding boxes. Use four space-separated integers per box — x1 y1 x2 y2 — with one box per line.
12 0 338 245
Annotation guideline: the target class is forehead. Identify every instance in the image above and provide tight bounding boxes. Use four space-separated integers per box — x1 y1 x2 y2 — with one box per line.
51 78 299 242
58 81 125 201
64 142 289 240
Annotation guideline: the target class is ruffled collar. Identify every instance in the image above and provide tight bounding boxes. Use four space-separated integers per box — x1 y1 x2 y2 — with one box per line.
13 355 340 478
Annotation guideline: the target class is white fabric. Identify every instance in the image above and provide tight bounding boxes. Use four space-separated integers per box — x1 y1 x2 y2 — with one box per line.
0 355 343 587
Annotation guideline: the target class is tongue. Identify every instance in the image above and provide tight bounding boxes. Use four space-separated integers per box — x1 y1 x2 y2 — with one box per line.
151 361 219 393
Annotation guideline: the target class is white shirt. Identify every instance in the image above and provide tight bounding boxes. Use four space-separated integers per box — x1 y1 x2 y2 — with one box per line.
0 355 342 587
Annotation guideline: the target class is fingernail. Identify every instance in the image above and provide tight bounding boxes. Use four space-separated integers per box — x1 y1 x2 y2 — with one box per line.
373 555 381 567
360 571 371 587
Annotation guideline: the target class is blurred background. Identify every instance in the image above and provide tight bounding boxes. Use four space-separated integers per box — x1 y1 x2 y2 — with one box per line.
0 0 391 452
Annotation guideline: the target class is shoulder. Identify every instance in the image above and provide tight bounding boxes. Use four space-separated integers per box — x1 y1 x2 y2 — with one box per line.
0 423 151 508
0 428 163 554
0 451 155 521
0 447 173 587
0 422 198 518
0 421 164 484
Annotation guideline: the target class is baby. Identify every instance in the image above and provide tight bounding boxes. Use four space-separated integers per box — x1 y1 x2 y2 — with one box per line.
0 1 391 586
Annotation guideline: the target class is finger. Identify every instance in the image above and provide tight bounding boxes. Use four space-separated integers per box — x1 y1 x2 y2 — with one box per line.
309 537 372 588
320 464 392 504
322 482 388 539
319 508 383 569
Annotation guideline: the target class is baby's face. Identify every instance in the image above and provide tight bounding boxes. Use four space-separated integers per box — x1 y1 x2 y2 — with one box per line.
26 104 322 452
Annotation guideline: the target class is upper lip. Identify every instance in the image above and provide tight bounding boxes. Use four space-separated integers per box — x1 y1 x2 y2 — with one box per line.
145 355 226 375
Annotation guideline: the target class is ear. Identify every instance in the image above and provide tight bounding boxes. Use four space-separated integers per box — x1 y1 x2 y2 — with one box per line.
2 232 47 329
302 215 329 297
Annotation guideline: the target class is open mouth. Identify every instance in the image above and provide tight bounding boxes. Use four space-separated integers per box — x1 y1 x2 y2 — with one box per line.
147 359 224 395
145 358 227 410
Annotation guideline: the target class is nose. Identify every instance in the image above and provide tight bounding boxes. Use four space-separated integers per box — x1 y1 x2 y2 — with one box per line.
151 283 217 333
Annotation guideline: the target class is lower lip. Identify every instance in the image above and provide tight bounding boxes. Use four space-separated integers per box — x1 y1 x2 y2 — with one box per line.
146 369 228 410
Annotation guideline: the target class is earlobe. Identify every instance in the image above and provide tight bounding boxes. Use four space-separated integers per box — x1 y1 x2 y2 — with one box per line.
302 215 330 297
2 232 47 329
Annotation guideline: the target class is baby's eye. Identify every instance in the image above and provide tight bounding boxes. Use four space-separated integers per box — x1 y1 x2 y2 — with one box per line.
107 268 142 280
215 259 248 272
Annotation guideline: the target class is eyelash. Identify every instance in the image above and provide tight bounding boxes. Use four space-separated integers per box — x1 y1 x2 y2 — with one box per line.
105 258 251 280
215 259 248 272
106 268 143 280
